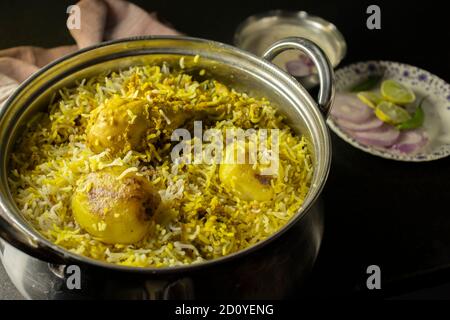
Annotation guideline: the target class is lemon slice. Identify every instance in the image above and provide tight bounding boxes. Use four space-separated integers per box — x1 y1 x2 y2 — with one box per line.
381 80 416 105
357 91 383 109
375 101 412 125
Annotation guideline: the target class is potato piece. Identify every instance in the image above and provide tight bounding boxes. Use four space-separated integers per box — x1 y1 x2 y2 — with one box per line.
219 141 281 202
71 167 161 244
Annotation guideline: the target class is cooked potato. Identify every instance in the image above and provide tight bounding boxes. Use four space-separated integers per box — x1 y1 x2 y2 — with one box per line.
86 97 150 154
71 167 161 244
219 141 281 201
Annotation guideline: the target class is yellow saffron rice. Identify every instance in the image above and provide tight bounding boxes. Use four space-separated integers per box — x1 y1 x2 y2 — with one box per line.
8 62 313 267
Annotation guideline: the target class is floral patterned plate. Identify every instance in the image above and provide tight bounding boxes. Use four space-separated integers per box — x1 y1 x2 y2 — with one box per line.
327 61 450 161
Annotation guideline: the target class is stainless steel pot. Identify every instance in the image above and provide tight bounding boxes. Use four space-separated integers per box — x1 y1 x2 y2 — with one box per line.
0 36 333 299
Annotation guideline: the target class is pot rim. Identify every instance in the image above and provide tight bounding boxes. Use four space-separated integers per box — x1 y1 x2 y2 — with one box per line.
0 35 331 274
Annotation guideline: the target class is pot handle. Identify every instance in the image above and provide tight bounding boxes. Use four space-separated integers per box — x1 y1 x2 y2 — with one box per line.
262 37 335 117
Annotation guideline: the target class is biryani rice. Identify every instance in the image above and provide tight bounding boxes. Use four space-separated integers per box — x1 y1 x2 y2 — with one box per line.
8 62 314 267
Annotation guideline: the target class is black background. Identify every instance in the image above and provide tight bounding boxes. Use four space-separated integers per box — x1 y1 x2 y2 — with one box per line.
1 0 450 298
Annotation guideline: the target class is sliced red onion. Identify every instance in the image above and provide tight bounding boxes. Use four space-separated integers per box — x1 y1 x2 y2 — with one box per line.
285 60 312 77
346 124 400 147
336 116 383 131
298 54 315 67
391 130 428 154
331 94 373 123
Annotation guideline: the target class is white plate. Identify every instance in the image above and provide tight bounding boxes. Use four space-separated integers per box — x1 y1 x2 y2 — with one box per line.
327 61 450 161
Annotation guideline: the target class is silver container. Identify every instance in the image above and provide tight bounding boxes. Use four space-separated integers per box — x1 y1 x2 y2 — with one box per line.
235 10 346 89
0 36 333 299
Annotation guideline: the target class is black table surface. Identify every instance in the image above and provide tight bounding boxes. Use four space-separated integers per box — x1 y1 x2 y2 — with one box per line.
1 0 449 299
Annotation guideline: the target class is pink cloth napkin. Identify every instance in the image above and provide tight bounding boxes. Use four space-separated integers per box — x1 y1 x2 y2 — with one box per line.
0 0 179 106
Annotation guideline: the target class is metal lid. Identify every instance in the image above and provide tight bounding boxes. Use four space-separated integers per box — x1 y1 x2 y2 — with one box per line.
234 11 346 79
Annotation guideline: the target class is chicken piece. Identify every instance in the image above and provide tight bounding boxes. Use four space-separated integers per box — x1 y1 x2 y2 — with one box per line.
86 97 151 154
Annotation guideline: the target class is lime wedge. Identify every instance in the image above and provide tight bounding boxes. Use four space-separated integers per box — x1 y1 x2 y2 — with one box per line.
357 91 383 109
381 80 416 105
375 101 412 125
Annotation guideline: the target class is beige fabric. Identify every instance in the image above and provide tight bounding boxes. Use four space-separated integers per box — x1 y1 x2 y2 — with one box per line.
0 0 178 106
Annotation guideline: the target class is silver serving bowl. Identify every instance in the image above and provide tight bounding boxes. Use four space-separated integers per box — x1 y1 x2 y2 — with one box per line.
0 36 333 299
235 10 346 89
